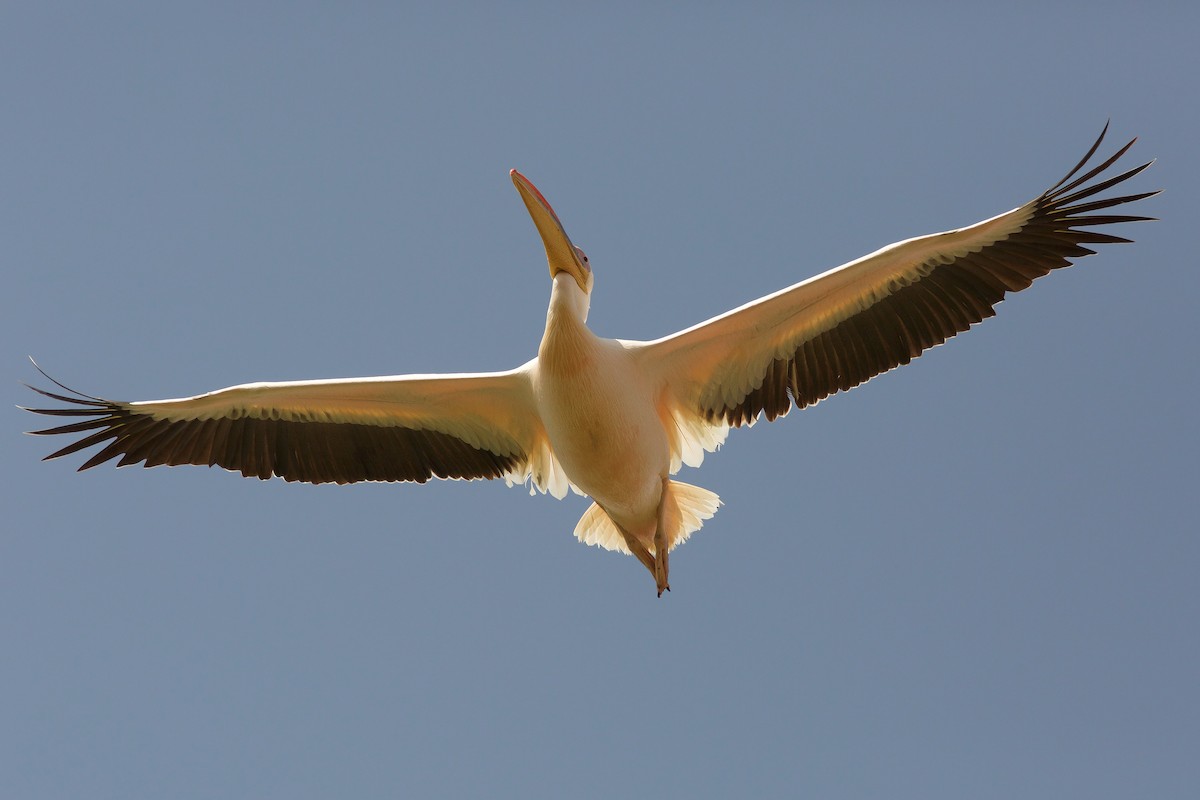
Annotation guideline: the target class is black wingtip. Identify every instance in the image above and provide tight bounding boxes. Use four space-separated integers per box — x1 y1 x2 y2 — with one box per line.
27 357 108 402
1045 122 1111 195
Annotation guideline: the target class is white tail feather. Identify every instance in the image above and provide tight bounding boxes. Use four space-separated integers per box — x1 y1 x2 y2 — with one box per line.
665 480 722 550
573 480 722 555
574 502 630 553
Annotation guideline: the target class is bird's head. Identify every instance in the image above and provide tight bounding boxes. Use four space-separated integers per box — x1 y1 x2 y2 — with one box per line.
511 170 594 298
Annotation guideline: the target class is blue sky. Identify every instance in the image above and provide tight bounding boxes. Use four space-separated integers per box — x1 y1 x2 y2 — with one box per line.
3 4 1197 798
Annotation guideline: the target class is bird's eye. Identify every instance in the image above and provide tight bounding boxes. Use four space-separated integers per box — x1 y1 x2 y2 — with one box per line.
574 246 591 270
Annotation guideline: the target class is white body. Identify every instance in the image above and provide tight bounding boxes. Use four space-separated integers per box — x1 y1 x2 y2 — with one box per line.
535 274 671 543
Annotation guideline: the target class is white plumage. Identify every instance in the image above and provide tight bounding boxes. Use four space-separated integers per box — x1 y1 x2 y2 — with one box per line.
25 126 1155 595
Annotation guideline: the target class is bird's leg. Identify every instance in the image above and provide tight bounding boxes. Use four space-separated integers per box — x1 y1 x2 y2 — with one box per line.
609 499 670 597
653 476 670 597
615 522 657 579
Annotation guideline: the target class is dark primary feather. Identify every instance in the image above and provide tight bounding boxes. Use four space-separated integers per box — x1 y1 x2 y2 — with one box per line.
22 379 525 485
711 124 1157 427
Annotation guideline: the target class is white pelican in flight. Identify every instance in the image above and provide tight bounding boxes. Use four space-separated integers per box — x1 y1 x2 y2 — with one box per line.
25 126 1155 595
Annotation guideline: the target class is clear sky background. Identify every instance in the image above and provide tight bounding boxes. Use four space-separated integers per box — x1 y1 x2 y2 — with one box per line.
3 4 1196 798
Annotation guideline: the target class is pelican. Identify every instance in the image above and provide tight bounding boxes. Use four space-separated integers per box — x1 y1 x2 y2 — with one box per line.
25 125 1155 595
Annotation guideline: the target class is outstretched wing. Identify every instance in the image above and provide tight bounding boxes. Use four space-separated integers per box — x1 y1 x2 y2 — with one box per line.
637 125 1156 439
24 363 568 494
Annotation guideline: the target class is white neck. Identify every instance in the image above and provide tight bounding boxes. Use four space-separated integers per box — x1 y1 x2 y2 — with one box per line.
548 272 590 323
539 273 593 370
